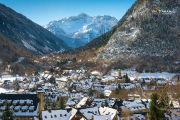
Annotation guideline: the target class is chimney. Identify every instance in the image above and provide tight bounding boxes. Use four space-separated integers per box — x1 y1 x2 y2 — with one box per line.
37 91 44 114
91 114 94 120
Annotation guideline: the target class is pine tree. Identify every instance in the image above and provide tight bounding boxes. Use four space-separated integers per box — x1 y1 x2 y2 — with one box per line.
52 100 57 110
115 88 119 95
58 97 65 109
104 99 108 107
118 84 121 90
44 95 50 110
100 92 105 98
122 85 125 89
1 100 15 120
125 74 130 83
149 92 165 120
44 103 48 110
142 79 145 85
88 89 93 96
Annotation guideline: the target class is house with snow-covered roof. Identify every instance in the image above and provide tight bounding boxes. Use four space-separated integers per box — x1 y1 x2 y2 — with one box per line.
104 90 112 97
104 84 117 90
79 106 99 119
41 109 72 120
70 91 82 99
72 82 83 91
58 89 69 97
0 92 44 119
93 86 104 91
119 113 146 120
121 99 147 112
56 77 68 89
92 98 105 107
66 98 77 108
82 83 91 90
76 97 93 108
99 107 118 120
40 106 118 120
156 78 168 89
128 94 141 100
92 82 105 91
120 83 135 89
102 76 115 82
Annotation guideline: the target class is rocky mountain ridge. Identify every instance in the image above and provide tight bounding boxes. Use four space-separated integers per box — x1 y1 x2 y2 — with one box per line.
45 13 118 48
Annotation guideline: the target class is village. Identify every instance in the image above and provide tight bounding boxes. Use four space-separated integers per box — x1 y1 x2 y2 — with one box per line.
0 0 180 119
0 64 179 120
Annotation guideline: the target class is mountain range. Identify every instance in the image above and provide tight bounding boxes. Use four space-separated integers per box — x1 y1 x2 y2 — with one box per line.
1 0 180 71
44 13 118 48
63 0 180 69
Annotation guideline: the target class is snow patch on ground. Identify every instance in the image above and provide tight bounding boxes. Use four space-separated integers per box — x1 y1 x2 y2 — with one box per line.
0 88 10 93
111 69 177 80
43 46 51 51
14 57 25 64
0 75 24 83
58 48 65 52
31 40 36 45
27 32 36 39
22 40 37 51
0 11 7 18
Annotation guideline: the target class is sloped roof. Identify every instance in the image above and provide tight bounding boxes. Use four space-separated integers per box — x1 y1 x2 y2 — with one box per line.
0 94 40 111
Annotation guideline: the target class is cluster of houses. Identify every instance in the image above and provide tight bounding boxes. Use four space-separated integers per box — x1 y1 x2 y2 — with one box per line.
0 68 179 120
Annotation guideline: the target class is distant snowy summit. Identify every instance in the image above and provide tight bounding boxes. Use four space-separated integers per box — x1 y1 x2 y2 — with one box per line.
44 13 118 48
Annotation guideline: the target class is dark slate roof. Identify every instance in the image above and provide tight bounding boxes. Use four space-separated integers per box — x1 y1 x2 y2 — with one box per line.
0 94 40 110
134 112 148 116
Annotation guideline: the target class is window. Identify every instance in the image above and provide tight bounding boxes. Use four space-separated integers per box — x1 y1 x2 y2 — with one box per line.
51 115 53 118
60 114 62 117
54 115 57 118
44 116 47 119
95 111 97 114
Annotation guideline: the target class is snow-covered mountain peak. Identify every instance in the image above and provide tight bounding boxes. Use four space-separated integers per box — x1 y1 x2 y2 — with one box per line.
45 13 118 48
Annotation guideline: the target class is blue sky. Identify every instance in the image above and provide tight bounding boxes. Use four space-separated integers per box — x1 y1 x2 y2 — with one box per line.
0 0 136 26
